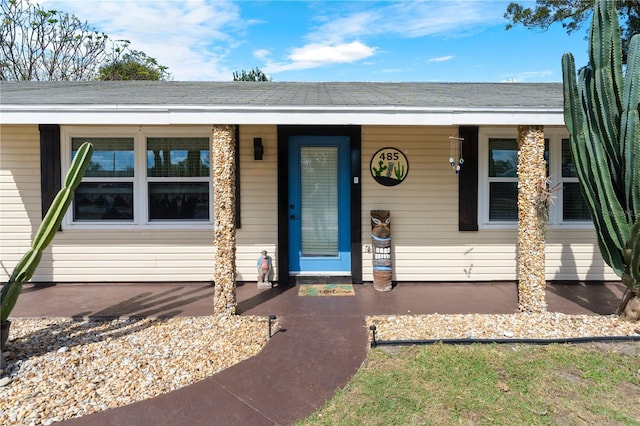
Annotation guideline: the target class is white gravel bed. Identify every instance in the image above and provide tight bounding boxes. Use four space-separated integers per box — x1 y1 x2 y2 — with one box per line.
367 312 640 341
0 316 272 426
2 313 639 426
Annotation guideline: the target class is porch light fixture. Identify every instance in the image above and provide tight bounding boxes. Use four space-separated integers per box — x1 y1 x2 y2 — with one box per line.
254 137 264 160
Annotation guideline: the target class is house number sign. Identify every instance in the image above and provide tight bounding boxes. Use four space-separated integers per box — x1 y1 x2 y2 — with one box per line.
370 147 409 186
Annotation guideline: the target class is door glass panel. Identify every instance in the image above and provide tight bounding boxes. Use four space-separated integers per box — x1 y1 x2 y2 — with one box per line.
300 146 338 257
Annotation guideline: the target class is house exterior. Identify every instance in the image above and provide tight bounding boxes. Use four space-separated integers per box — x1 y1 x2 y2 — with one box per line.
0 81 618 286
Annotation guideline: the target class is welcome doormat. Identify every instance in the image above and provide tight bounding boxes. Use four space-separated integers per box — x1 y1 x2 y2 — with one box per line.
298 284 355 296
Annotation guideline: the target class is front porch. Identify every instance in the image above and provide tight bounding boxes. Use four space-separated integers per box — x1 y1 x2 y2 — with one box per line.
9 281 626 319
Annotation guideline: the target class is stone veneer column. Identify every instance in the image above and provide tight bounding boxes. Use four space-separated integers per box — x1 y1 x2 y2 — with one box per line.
212 125 237 315
517 125 547 313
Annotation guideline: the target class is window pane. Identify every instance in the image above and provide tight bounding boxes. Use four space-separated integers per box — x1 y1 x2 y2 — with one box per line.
74 183 134 220
72 138 134 178
563 182 591 221
562 138 578 177
489 139 518 177
147 138 210 177
489 138 550 178
489 182 518 220
148 183 209 220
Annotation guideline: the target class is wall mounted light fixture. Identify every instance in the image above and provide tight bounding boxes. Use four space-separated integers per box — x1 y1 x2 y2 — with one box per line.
253 137 264 160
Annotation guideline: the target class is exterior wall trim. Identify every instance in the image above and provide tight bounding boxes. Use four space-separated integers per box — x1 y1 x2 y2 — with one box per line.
2 109 566 127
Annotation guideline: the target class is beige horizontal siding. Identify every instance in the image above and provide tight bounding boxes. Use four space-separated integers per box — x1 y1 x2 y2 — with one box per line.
0 124 280 283
360 125 617 282
1 125 221 283
545 231 615 280
0 125 42 275
235 125 279 282
34 229 216 282
1 123 617 284
362 125 486 281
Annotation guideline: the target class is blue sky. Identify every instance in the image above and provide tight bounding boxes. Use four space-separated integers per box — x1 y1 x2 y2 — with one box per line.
41 0 592 82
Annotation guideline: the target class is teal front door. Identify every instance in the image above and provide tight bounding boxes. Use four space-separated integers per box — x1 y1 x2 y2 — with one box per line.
288 136 351 274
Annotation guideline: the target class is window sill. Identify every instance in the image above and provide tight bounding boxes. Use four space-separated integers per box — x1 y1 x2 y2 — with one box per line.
477 222 594 231
62 222 214 231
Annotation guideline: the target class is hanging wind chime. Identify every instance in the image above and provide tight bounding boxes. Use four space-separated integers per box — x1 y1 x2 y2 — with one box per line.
448 136 464 174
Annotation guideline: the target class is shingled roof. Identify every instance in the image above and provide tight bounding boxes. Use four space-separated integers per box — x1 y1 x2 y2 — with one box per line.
0 81 566 126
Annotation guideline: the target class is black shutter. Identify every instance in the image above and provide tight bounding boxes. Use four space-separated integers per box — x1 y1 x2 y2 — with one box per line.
458 126 478 231
39 124 61 219
235 125 241 228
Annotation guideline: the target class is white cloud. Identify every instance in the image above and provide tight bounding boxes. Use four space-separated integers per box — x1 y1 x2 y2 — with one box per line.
263 1 501 76
307 10 381 44
500 70 555 83
34 1 529 82
40 0 246 80
265 42 376 73
429 56 455 63
307 1 501 42
253 49 271 60
289 42 375 64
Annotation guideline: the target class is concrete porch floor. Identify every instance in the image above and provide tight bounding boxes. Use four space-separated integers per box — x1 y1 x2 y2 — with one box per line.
10 280 627 319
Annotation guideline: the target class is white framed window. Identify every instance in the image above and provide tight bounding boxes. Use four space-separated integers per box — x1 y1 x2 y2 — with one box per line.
61 126 213 229
72 136 135 222
558 137 591 223
478 127 592 229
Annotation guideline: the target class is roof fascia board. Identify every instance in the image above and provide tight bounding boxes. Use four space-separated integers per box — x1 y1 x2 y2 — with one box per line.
0 107 566 126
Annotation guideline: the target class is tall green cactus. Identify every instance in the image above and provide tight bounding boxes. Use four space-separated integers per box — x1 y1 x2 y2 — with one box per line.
561 0 640 303
1 142 93 323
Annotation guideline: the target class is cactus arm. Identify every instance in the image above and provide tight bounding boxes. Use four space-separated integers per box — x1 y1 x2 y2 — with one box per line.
1 249 42 322
0 142 93 323
32 142 92 252
563 56 620 272
579 70 629 250
563 42 629 276
9 248 43 286
563 0 640 299
1 282 23 323
562 53 582 137
621 35 640 217
64 141 93 188
32 188 71 252
589 0 623 177
580 72 627 247
623 221 640 291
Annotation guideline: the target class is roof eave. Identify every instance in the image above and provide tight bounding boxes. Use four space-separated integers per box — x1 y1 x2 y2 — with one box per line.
0 105 567 126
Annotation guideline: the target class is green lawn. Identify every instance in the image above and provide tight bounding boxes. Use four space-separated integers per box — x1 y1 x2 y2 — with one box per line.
298 343 640 425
